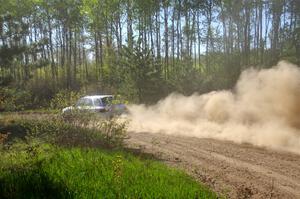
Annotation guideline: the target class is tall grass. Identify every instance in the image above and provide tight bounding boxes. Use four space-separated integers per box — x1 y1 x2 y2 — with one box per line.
0 114 218 198
0 145 218 198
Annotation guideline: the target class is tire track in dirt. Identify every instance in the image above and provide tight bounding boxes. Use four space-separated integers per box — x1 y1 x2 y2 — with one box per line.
127 132 300 199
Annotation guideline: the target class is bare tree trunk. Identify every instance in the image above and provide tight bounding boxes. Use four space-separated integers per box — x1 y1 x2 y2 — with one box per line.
47 13 56 82
197 11 201 65
127 0 133 49
177 0 181 60
156 10 161 61
271 0 284 64
171 7 175 68
94 31 99 80
98 31 103 78
259 0 263 64
73 30 77 85
164 5 169 79
205 0 213 69
150 15 154 55
190 11 196 57
243 1 250 66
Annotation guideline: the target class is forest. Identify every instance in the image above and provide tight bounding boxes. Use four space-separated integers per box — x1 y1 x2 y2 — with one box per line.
0 0 299 110
1 1 300 198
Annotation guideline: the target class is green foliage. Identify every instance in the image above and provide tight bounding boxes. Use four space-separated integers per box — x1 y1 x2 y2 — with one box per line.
0 88 32 111
0 142 72 199
0 144 217 199
0 113 128 149
112 94 129 105
0 114 218 198
61 111 128 148
97 118 128 148
50 90 82 109
0 116 70 143
25 77 57 107
1 0 298 108
120 45 170 103
168 58 206 95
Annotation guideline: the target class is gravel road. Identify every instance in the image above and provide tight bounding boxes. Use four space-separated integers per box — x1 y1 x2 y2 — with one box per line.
127 132 300 199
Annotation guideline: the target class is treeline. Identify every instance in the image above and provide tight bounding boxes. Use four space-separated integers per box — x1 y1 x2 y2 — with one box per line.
0 0 299 107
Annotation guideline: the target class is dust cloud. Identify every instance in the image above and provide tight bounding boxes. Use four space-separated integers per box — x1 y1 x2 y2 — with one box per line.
127 61 300 153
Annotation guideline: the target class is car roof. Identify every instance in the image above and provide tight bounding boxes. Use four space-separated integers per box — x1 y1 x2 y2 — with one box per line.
82 95 113 99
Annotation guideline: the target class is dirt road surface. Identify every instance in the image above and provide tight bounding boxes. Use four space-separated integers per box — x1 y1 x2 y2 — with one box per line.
127 132 300 199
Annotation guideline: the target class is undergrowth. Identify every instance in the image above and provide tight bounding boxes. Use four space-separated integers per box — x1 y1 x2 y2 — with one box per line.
0 114 218 198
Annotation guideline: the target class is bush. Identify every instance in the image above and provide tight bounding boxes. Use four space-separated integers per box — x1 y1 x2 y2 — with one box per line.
25 77 56 108
0 114 128 149
97 118 128 148
0 88 32 111
59 112 128 148
50 90 82 110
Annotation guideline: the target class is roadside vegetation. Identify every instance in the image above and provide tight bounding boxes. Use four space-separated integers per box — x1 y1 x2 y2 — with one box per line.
0 114 218 198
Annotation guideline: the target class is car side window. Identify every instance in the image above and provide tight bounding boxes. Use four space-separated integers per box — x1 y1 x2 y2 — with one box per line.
94 98 102 106
83 98 94 106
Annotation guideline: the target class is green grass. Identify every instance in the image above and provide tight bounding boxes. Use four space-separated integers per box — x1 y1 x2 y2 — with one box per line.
0 144 217 198
0 115 218 198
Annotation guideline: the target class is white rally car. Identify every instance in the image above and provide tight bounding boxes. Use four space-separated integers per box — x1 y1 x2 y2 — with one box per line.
62 95 126 116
